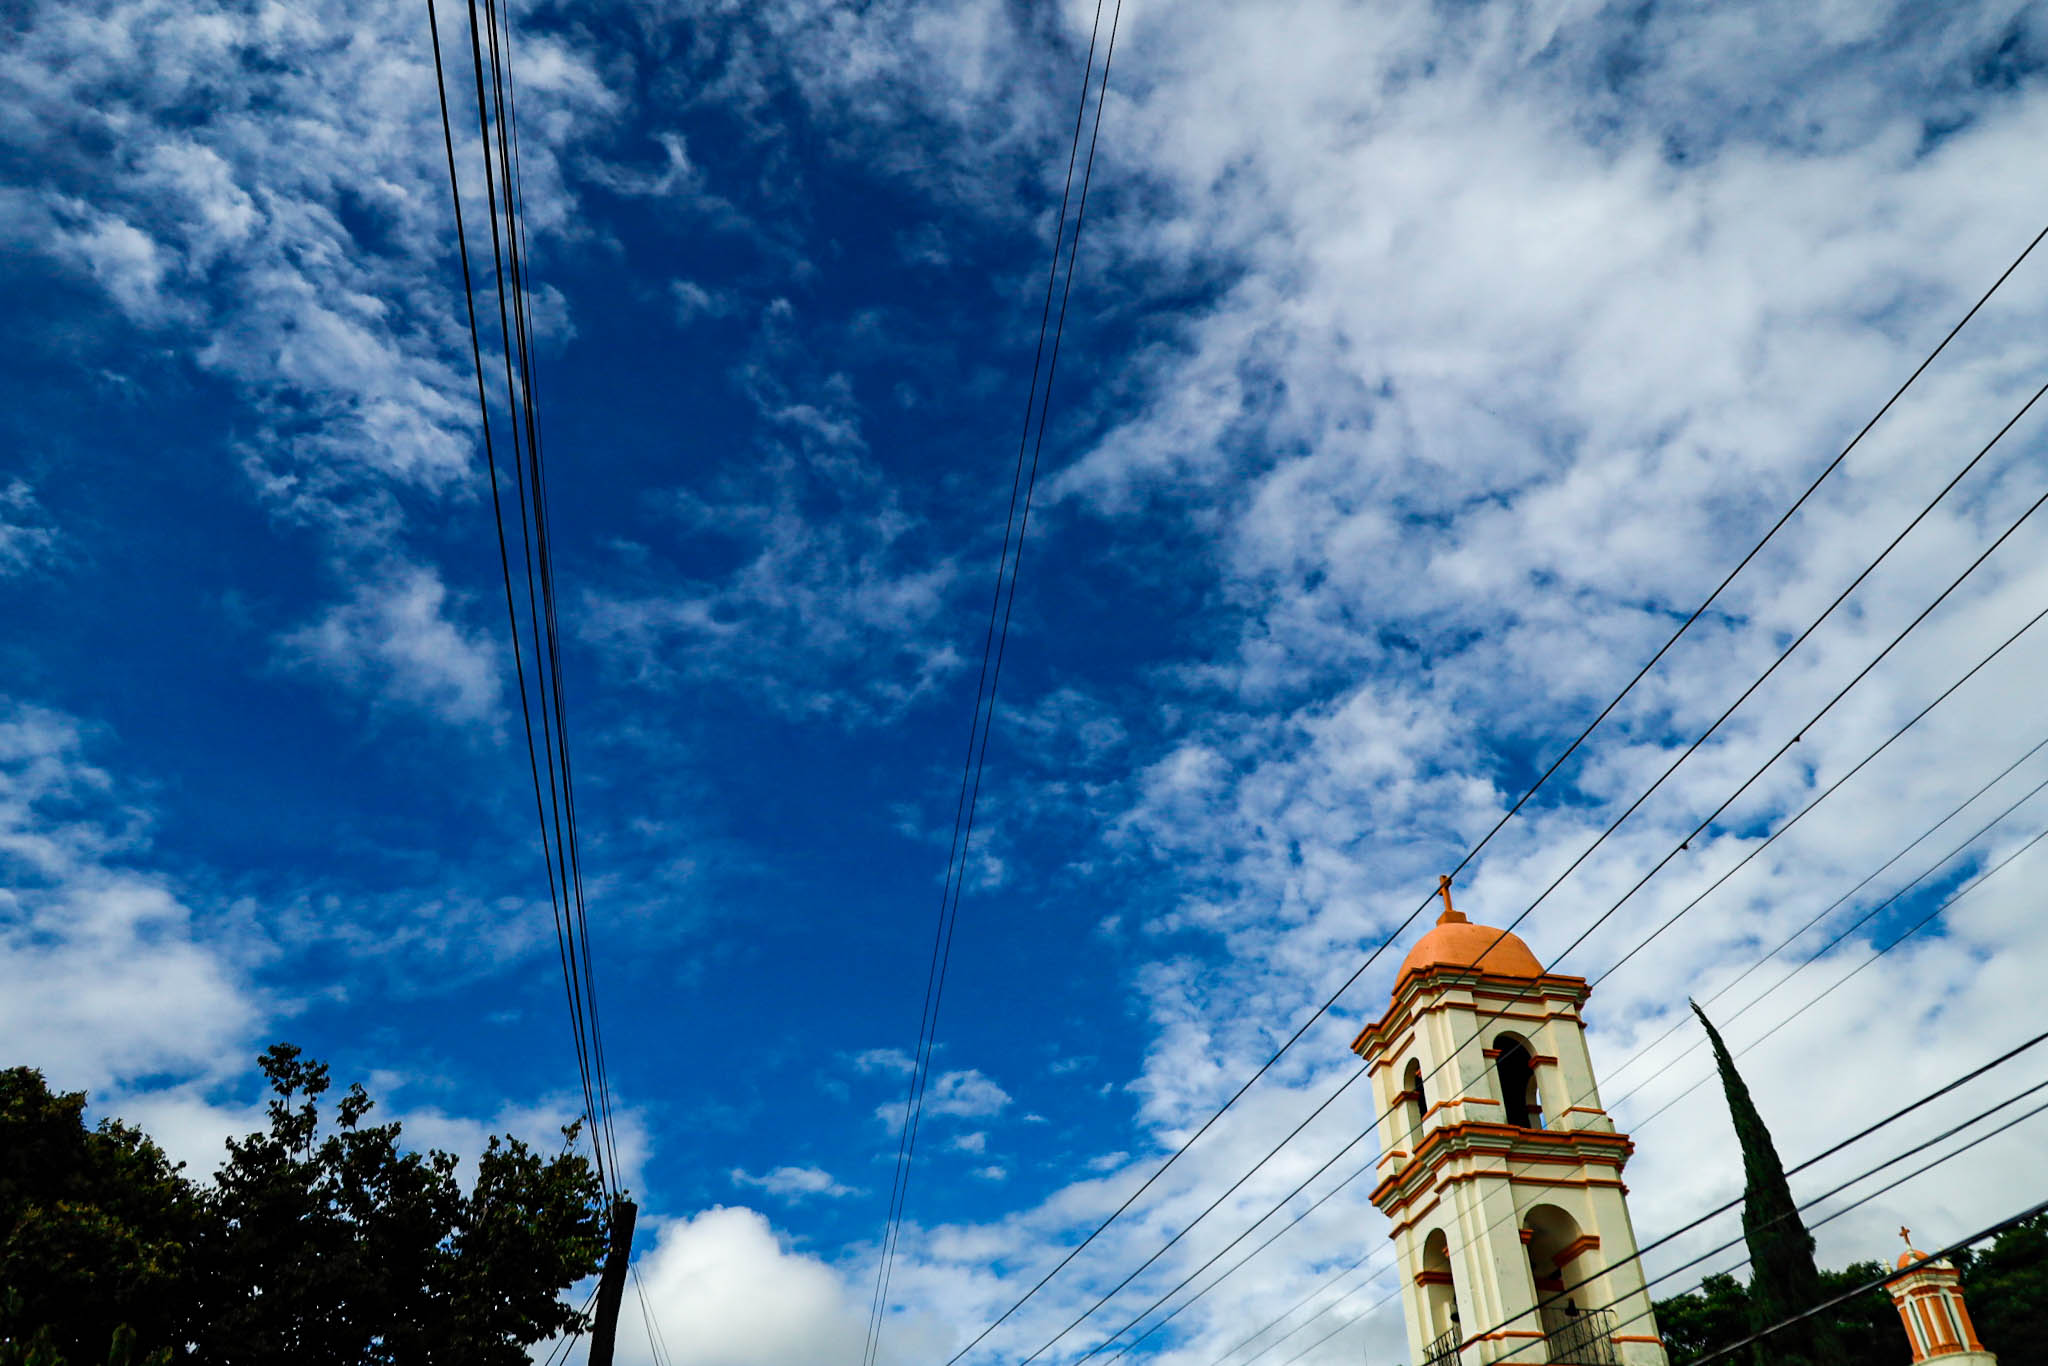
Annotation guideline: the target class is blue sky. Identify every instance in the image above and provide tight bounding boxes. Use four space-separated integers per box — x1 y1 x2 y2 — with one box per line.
7 2 2048 1363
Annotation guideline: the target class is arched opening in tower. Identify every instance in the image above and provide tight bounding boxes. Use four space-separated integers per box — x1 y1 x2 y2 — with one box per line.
1419 1228 1460 1341
1403 1058 1428 1143
1524 1203 1604 1356
1494 1033 1544 1129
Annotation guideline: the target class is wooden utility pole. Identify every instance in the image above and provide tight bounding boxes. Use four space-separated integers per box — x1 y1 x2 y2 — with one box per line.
588 1197 639 1366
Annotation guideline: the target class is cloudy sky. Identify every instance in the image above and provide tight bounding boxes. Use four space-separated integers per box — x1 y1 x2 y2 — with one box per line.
6 0 2048 1362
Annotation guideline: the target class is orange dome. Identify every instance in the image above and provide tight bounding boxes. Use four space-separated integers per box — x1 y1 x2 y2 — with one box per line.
1397 907 1544 981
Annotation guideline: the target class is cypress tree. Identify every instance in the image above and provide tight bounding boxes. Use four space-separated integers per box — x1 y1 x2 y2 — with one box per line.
1690 1001 1849 1366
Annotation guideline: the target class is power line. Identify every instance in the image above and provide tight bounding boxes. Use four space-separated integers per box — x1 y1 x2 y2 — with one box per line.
940 213 2048 1364
633 1264 677 1366
996 366 2048 1365
1086 781 2048 1363
425 0 621 1193
862 4 1124 1363
1629 813 2048 1130
1083 596 2048 1360
1692 1198 2048 1365
1479 1072 2048 1362
1306 1038 2048 1366
1126 778 2048 1366
1603 766 2048 1123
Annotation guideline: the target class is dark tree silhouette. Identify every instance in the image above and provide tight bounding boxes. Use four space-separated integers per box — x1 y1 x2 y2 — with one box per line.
1 1046 607 1364
1688 1001 1849 1366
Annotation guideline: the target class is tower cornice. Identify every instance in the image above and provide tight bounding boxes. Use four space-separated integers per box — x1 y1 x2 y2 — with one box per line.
1352 965 1592 1061
1369 1119 1636 1233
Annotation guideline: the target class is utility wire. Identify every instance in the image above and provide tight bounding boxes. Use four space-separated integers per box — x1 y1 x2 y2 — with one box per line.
544 1283 606 1366
862 5 1124 1363
633 1265 677 1366
998 370 2048 1364
1085 593 2048 1359
1603 764 2048 1121
1629 814 2048 1130
1305 1044 2048 1366
1135 777 2048 1366
941 214 2048 1365
1086 786 2048 1365
1191 724 2048 1366
426 0 620 1191
1468 1074 2048 1362
1692 1198 2048 1365
471 0 622 1184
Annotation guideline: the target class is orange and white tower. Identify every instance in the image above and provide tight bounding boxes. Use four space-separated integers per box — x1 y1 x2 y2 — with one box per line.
1887 1228 1996 1363
1351 880 1668 1365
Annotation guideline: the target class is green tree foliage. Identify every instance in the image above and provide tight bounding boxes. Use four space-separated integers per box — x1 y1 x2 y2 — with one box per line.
0 1045 607 1364
1956 1211 2048 1355
1689 1001 1848 1366
1654 1272 1750 1361
1656 1265 1908 1365
0 1068 207 1360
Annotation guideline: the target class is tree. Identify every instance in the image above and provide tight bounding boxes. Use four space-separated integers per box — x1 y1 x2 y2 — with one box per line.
1959 1209 2048 1353
1689 1001 1848 1366
1 1045 608 1364
0 1068 208 1362
1652 1271 1749 1361
1654 1264 1910 1365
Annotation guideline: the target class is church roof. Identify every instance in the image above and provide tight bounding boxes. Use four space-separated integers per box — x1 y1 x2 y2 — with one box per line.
1397 902 1544 982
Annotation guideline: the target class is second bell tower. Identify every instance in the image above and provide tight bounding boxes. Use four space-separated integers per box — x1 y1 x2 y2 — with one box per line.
1351 881 1669 1365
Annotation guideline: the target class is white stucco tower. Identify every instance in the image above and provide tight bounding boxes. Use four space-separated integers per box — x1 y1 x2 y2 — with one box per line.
1351 882 1668 1366
1887 1229 1997 1364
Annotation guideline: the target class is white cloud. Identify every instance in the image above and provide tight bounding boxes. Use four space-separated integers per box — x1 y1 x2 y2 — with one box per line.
625 7 2048 1366
949 1131 987 1154
731 1164 861 1201
851 1047 918 1076
2 0 622 717
618 1206 951 1366
0 480 60 577
870 1069 1012 1128
923 1069 1011 1118
276 563 504 728
580 301 962 723
0 700 263 1096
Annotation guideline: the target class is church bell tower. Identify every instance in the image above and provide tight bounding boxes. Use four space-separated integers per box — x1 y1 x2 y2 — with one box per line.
1351 881 1668 1365
1887 1228 1996 1364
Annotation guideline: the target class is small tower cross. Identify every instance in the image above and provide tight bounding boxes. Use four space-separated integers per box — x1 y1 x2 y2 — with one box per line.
1900 1226 1913 1249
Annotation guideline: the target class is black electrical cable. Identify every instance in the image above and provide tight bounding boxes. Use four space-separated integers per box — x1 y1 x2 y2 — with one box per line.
425 0 611 1190
999 384 2048 1365
942 215 2048 1364
863 4 1123 1363
1306 1049 2048 1366
1092 596 2048 1360
1605 761 2048 1121
475 0 623 1184
1144 794 2048 1366
1488 1079 2048 1362
1598 727 2048 1102
633 1264 676 1366
544 1282 606 1366
1630 815 2048 1131
1691 1198 2048 1365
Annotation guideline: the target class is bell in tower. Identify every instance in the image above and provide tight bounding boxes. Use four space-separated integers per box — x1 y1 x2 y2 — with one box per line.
1350 879 1669 1364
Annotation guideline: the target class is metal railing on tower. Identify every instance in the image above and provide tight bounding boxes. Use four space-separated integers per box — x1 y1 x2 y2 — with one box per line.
1542 1305 1619 1364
